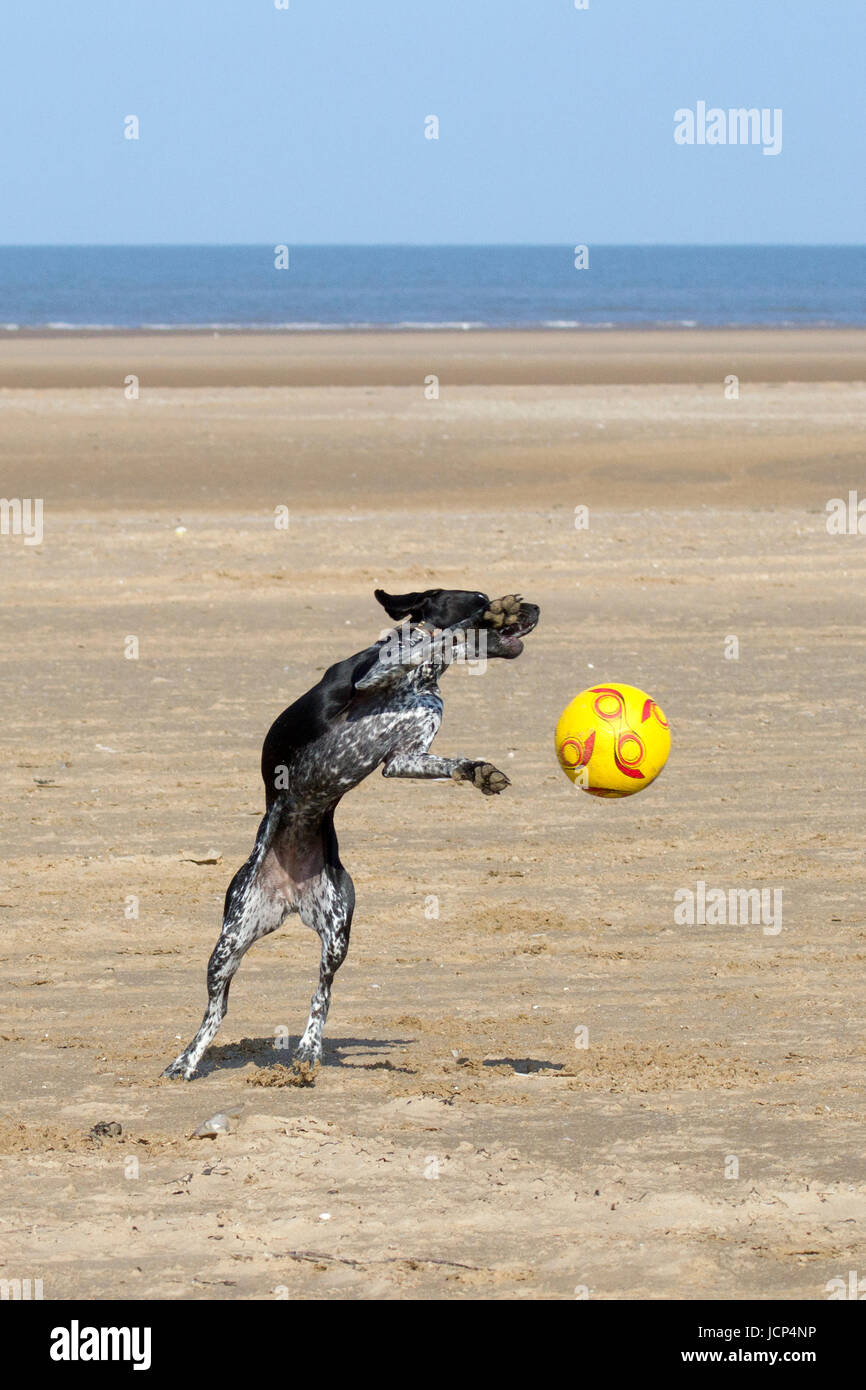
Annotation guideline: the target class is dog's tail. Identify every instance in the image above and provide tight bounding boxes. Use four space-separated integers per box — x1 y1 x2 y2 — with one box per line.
250 793 293 870
374 587 440 621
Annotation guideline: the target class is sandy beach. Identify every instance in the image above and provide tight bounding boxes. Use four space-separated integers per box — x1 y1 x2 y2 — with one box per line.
1 329 864 1301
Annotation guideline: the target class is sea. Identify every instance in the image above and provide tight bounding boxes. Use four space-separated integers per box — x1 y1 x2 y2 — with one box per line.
0 245 863 331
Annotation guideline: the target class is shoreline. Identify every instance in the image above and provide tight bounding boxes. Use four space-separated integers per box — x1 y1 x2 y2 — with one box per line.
3 321 865 335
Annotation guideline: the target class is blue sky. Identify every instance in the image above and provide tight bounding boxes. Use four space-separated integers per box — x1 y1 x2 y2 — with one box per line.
1 0 863 244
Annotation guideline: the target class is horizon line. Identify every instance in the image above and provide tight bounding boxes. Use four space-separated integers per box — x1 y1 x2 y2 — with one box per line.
0 241 864 251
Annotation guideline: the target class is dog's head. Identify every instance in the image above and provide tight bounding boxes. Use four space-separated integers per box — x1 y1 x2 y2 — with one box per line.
374 587 540 659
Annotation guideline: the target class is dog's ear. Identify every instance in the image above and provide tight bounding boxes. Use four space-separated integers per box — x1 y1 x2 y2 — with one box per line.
374 588 442 622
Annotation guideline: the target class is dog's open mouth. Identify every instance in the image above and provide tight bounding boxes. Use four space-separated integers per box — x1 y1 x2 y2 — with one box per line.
501 615 535 647
482 594 539 657
497 618 534 656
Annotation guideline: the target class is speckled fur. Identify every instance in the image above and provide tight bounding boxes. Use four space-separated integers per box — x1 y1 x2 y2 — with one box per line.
164 593 537 1081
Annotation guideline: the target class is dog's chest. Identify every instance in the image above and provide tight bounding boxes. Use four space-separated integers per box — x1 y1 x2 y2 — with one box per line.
294 686 442 799
353 686 442 757
384 687 442 743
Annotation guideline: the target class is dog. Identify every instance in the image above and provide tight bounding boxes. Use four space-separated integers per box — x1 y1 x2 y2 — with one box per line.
163 586 540 1080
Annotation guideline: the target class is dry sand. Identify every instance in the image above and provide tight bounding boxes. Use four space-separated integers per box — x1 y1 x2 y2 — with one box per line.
1 330 864 1300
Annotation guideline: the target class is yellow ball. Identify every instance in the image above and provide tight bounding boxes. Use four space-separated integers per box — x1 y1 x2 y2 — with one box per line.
555 682 671 798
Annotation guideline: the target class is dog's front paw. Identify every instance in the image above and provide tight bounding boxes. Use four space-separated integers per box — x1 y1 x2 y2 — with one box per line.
483 594 522 630
452 760 511 795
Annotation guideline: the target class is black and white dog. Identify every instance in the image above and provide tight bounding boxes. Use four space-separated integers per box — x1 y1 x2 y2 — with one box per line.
164 586 539 1080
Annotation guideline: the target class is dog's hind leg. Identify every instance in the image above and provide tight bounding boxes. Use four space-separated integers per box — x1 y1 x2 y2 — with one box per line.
293 862 355 1072
164 803 291 1080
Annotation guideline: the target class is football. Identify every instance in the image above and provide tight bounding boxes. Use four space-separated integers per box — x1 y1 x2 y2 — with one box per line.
555 682 671 797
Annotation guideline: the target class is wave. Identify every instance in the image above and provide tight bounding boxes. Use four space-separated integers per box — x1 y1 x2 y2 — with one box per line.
0 317 859 333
